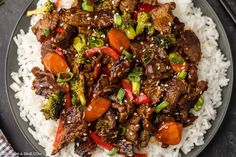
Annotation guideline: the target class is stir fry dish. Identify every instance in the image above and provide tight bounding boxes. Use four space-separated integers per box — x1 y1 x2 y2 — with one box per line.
28 0 208 156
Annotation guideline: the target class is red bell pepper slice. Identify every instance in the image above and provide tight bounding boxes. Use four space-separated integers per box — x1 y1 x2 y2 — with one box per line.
89 132 114 151
133 93 152 105
64 92 71 109
134 3 157 19
85 48 100 58
55 27 65 34
53 118 63 148
100 46 120 60
134 153 147 157
122 80 134 101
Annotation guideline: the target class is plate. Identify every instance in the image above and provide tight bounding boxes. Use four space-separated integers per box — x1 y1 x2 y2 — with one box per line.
5 0 234 156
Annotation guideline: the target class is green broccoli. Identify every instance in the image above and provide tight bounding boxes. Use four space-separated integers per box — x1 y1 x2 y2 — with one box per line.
71 75 87 106
41 92 64 120
27 0 55 16
136 12 154 35
154 34 176 50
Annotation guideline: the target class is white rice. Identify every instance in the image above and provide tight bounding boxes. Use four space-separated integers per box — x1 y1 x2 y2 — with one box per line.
10 0 230 156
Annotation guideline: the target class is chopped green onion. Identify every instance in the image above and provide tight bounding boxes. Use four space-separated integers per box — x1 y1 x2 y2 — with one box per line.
168 53 185 64
43 28 50 37
131 81 140 95
176 71 187 80
73 34 86 52
194 96 204 112
117 88 125 102
155 100 169 113
71 95 77 105
125 25 136 40
142 51 154 65
82 0 93 12
108 147 118 156
119 125 126 135
122 50 133 59
128 73 141 82
56 72 74 83
88 37 104 48
114 13 122 26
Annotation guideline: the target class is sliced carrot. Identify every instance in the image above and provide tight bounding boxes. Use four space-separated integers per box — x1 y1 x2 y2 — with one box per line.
108 28 131 53
170 62 188 73
43 52 69 75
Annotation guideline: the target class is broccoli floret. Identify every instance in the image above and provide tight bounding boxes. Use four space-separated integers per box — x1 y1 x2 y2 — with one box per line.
154 34 176 50
71 75 87 106
27 0 55 16
41 92 64 120
136 12 154 35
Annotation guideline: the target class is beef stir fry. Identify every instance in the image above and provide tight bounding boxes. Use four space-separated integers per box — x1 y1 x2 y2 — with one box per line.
28 0 208 156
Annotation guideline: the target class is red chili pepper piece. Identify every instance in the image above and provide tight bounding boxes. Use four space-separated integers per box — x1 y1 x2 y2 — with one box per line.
133 93 152 105
122 80 134 100
53 118 63 148
55 27 65 34
85 48 100 58
89 132 114 151
94 63 101 79
134 153 148 157
100 46 120 60
137 3 156 13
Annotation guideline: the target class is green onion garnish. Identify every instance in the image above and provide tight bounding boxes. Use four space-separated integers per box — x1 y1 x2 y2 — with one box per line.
82 0 93 12
71 95 77 105
43 28 50 37
88 37 104 48
176 71 187 80
168 53 185 64
119 125 126 135
128 73 141 82
125 25 136 40
73 34 86 52
108 147 118 156
56 72 74 83
194 96 204 112
117 88 125 102
155 100 169 113
122 50 133 60
114 13 122 26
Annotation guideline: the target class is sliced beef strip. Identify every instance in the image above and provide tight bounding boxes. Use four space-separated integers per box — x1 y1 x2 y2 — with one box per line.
54 24 77 48
32 11 59 42
32 67 69 97
112 101 134 123
109 56 133 84
60 8 113 29
52 106 88 155
119 0 138 14
177 30 202 63
150 2 176 33
164 78 190 113
115 139 134 157
41 37 54 58
92 75 118 98
74 136 96 157
142 79 164 104
95 109 119 142
125 113 141 143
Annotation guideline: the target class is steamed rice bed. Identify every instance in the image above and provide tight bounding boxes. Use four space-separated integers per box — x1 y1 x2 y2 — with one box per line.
10 0 230 156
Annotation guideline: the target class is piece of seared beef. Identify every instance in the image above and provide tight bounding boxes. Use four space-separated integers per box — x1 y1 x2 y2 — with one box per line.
51 106 88 155
78 27 93 37
150 2 176 33
112 101 134 123
177 30 202 63
71 0 82 8
109 56 133 84
164 78 190 113
32 67 69 97
54 24 77 48
125 113 141 143
41 38 54 57
32 11 59 42
96 109 119 142
115 139 134 157
60 8 113 29
187 64 198 86
119 0 137 13
142 79 164 104
74 136 96 157
172 17 185 38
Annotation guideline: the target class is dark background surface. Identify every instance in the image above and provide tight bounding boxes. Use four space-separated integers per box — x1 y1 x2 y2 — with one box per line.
0 0 235 156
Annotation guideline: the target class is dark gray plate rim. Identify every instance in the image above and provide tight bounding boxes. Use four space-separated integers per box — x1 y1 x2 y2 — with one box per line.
4 0 234 157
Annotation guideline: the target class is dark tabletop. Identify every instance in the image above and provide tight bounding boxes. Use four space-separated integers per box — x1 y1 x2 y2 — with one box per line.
0 0 235 156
